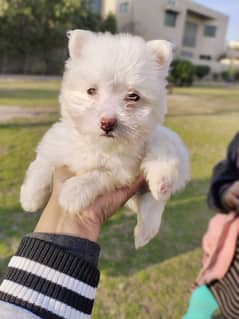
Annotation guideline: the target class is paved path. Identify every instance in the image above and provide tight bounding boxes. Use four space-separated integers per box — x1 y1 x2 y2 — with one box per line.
0 74 60 81
0 95 187 123
0 106 58 122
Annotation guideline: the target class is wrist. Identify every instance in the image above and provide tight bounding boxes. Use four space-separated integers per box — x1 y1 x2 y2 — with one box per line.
73 209 101 242
35 210 100 243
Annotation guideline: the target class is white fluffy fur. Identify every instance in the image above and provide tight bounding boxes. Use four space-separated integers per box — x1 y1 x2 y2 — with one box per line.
20 30 190 248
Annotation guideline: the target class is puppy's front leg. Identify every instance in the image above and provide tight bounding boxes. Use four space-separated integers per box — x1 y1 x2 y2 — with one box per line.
20 158 54 212
59 170 115 214
142 126 190 201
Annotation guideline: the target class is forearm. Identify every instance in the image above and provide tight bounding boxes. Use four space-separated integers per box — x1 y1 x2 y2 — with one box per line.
0 167 143 319
0 234 100 319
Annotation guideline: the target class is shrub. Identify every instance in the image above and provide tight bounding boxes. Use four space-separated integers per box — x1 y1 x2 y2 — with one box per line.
212 73 220 81
234 71 239 82
45 49 66 75
100 13 117 34
169 59 195 87
195 65 211 79
221 71 230 81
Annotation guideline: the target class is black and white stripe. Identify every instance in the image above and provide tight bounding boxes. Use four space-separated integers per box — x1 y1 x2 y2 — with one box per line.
209 240 239 319
0 236 100 319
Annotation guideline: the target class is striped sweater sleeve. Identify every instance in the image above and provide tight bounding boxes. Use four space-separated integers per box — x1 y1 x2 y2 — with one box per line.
0 236 100 319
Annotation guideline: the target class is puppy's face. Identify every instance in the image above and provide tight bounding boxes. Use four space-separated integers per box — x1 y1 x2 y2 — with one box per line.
60 31 172 144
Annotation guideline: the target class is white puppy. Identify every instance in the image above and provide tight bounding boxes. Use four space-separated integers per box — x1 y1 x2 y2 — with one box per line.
20 30 190 248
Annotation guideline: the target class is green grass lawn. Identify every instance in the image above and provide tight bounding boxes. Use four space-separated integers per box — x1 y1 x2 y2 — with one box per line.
0 80 239 318
0 79 60 108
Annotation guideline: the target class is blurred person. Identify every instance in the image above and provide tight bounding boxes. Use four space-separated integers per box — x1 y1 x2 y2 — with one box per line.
0 167 145 319
184 132 239 319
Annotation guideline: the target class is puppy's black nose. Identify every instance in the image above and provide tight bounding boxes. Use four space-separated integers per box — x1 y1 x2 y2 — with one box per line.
100 117 118 133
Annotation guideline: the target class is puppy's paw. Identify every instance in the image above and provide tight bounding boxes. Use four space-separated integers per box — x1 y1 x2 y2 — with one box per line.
149 176 173 201
59 178 95 215
20 184 48 212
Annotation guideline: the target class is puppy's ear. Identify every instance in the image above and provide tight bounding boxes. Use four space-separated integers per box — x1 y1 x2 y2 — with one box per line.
147 40 173 69
67 29 92 59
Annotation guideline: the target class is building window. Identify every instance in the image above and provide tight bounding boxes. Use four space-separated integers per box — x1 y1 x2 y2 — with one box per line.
204 25 217 38
87 0 101 14
200 55 212 60
119 2 129 13
167 0 176 6
164 10 178 27
183 21 198 48
181 50 194 59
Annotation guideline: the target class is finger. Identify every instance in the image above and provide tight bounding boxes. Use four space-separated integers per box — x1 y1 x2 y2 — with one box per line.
109 175 146 209
230 181 239 194
86 175 145 223
108 175 146 211
231 189 239 198
230 196 239 210
125 174 146 198
75 175 146 227
233 181 239 189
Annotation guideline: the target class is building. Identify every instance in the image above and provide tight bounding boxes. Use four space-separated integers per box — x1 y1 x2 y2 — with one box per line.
88 0 229 72
220 41 239 71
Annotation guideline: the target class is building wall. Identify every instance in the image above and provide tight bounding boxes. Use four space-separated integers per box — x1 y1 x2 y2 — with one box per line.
132 0 186 45
101 0 228 71
102 0 134 31
184 1 228 66
102 0 117 17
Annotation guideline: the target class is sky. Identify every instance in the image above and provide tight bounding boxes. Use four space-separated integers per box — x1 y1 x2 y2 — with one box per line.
195 0 239 42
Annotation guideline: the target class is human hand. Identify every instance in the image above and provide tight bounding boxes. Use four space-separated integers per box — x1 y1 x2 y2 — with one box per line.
223 181 239 212
34 166 145 242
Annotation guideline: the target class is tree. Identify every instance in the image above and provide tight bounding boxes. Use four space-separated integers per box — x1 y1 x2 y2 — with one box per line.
100 13 117 34
0 0 114 74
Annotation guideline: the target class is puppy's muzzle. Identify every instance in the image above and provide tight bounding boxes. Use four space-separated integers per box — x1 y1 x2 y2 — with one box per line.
100 117 118 135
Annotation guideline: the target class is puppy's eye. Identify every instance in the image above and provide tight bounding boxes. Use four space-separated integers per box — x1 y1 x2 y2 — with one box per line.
125 92 140 102
87 88 97 96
